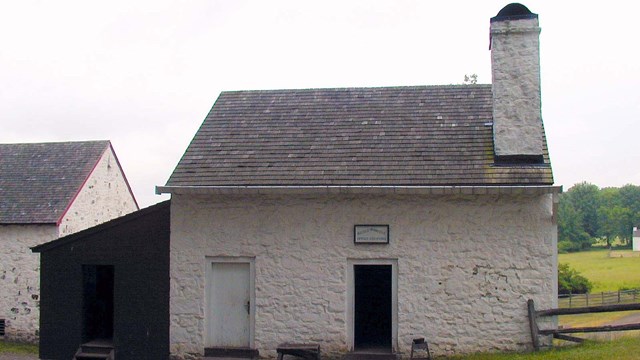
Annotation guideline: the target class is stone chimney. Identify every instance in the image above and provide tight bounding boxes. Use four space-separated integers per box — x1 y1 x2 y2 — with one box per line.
490 3 544 163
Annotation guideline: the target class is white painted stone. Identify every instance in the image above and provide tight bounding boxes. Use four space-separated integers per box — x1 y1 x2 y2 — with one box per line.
491 17 544 157
0 146 138 341
58 147 138 237
0 225 57 342
169 193 557 359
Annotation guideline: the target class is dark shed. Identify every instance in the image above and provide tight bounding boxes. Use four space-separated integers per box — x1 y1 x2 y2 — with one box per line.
32 201 170 360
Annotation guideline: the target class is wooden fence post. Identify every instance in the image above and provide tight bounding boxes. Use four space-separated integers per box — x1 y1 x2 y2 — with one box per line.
527 299 540 351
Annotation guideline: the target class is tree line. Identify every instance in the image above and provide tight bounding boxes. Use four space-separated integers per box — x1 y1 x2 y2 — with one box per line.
558 182 640 252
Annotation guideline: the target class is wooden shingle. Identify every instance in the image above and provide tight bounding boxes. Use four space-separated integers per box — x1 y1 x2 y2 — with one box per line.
166 85 553 187
0 141 110 224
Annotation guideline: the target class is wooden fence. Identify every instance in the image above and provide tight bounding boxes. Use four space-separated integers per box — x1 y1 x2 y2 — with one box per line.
558 289 640 308
528 300 640 351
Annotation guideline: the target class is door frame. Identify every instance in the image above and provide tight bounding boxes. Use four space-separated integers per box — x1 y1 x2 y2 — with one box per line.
347 258 398 352
205 256 256 348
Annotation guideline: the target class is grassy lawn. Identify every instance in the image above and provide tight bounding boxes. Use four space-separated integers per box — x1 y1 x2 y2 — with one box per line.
0 340 38 354
1 337 639 360
558 249 640 293
558 310 640 328
558 249 640 332
438 337 640 359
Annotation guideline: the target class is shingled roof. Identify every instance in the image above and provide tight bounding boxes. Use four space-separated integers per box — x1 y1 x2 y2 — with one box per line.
165 85 553 188
0 141 111 224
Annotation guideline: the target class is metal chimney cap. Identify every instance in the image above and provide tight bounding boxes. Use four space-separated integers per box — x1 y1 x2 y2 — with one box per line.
491 3 538 22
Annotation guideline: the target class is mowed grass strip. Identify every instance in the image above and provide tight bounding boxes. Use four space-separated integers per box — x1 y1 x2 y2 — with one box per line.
558 249 640 293
559 311 640 328
1 337 640 360
0 340 38 354
439 337 640 360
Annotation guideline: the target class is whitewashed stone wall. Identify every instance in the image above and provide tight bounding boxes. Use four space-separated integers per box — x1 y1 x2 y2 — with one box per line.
0 225 57 342
58 146 138 236
170 193 557 359
0 146 137 342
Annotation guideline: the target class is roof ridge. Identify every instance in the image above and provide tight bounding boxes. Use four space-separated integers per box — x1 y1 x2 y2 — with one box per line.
220 84 492 95
0 139 110 146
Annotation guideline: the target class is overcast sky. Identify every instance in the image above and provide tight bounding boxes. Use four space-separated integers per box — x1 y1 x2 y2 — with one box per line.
1 1 638 208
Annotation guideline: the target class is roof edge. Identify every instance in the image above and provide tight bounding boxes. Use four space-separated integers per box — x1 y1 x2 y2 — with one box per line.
55 141 111 226
32 200 169 253
156 185 562 196
55 142 140 225
107 142 140 210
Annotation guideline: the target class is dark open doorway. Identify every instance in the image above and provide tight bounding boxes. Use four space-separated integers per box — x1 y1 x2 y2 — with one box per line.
82 265 114 342
354 265 392 351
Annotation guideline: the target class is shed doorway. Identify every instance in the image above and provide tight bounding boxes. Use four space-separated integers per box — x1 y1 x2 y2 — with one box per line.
82 265 114 342
354 264 392 351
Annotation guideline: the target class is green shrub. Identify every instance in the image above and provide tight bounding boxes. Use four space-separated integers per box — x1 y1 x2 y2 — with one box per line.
558 240 582 253
558 263 593 295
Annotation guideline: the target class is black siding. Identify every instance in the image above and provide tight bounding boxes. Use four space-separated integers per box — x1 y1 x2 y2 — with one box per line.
37 202 170 360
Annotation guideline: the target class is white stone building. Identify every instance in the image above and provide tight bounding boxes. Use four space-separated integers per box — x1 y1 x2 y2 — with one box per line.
156 4 560 359
0 140 138 341
633 227 640 252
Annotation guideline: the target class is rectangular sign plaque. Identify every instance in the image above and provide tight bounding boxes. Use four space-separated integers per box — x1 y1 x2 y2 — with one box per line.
354 225 389 244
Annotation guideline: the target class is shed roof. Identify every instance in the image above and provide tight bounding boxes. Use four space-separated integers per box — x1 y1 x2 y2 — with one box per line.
0 140 111 224
165 85 553 188
31 200 170 253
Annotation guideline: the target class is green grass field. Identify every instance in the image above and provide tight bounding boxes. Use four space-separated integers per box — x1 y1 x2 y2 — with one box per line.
558 249 640 334
439 337 640 360
0 340 38 354
2 338 638 360
558 249 640 293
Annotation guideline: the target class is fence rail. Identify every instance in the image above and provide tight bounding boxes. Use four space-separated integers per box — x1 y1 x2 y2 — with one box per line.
558 288 640 308
528 300 640 351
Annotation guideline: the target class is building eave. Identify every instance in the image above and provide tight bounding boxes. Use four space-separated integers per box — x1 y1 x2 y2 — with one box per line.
156 185 562 196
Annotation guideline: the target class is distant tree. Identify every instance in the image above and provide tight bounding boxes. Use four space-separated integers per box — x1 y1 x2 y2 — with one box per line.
557 182 640 252
463 74 478 85
557 196 590 250
598 205 634 246
596 186 639 246
566 182 600 238
598 187 622 209
619 184 640 235
619 184 640 213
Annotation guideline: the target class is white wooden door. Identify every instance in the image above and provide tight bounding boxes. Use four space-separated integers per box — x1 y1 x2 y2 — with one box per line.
208 262 251 347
